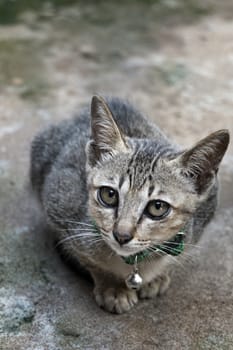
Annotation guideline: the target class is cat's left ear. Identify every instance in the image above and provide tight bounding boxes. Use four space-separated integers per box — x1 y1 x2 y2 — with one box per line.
86 95 128 167
174 129 230 193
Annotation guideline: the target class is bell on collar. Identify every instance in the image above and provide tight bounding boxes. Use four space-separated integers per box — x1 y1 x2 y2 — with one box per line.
125 269 143 290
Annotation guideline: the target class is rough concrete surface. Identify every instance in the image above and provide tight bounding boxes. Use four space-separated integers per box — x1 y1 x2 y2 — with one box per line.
0 1 233 349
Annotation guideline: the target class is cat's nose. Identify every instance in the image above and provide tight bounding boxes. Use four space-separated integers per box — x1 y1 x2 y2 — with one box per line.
113 231 133 245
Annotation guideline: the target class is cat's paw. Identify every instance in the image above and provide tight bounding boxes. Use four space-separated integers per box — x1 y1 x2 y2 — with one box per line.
139 274 170 299
94 287 138 314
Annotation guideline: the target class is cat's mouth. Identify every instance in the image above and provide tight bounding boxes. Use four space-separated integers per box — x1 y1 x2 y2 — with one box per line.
102 230 185 260
94 222 184 258
105 236 148 257
98 230 150 257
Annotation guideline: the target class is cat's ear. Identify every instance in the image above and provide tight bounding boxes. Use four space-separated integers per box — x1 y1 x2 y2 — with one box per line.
86 95 128 167
175 130 229 193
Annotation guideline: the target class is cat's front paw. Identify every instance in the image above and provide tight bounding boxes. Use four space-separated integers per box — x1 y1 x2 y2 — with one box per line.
94 286 138 314
139 274 170 299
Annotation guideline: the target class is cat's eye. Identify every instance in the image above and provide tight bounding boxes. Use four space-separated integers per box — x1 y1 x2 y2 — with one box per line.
97 186 119 208
144 200 171 220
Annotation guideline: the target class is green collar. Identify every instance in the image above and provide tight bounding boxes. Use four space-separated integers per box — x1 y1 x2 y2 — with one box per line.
122 231 185 265
91 220 185 265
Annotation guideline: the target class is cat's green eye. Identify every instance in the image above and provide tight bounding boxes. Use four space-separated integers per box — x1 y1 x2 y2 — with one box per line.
97 186 119 208
145 200 171 220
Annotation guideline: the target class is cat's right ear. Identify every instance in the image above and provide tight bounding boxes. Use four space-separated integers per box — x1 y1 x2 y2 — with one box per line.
86 95 128 167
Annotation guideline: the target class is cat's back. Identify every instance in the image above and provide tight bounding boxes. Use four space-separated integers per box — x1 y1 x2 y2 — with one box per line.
104 97 164 140
30 107 90 194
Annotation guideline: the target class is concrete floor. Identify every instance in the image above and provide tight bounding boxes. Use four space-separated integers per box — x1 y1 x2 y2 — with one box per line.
0 1 233 349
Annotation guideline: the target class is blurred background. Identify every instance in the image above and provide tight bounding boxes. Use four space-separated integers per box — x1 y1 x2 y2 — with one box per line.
0 1 233 349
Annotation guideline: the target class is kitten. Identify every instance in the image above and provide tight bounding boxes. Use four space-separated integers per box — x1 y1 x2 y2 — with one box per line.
30 96 229 314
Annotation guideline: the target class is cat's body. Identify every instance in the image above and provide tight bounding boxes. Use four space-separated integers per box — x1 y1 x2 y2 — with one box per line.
30 96 229 313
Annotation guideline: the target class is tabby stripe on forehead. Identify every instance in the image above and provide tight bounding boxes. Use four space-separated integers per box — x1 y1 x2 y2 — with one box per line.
119 175 125 189
138 176 147 190
127 143 141 168
148 184 155 197
151 153 162 172
127 151 138 189
149 144 165 171
126 168 133 188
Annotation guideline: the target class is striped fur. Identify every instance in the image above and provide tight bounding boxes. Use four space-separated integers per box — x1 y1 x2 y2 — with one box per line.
30 95 229 313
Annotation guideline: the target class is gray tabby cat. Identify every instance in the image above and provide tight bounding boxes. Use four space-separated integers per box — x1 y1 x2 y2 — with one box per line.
30 96 229 314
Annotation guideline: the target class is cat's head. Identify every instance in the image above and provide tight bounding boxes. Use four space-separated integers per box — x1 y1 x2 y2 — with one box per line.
85 96 229 257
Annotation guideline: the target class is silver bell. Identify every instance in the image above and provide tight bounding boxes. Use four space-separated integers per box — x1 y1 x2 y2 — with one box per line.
125 270 143 290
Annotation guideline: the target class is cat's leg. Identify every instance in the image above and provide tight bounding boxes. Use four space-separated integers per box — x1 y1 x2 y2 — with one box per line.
90 269 138 314
138 273 170 299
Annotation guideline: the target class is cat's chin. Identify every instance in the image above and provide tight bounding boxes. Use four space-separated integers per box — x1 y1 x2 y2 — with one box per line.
107 241 145 258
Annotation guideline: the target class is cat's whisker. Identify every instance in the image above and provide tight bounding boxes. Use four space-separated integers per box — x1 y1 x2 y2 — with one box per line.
59 237 104 248
147 246 164 259
162 240 203 250
56 236 96 247
155 242 201 261
59 227 97 232
57 227 99 233
60 233 99 238
158 244 193 269
55 232 103 247
73 233 100 238
149 245 186 269
57 230 100 237
54 219 94 228
160 243 203 260
86 237 104 244
145 247 167 266
70 228 98 232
